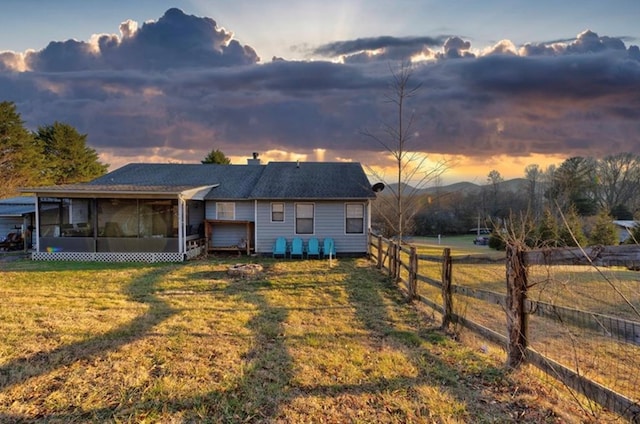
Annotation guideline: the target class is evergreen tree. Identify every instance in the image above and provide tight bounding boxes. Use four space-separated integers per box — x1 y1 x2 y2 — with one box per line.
536 208 559 247
588 209 618 246
558 206 587 247
201 148 231 164
0 101 42 197
34 122 108 185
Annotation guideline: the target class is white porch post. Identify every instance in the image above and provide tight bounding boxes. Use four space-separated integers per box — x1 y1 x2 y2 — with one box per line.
178 196 185 255
34 196 40 253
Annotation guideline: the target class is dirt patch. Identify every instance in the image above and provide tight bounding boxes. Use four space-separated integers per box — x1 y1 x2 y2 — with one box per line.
227 263 264 278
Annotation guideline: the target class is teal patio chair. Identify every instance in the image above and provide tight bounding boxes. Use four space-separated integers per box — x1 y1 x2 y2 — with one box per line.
322 238 336 259
306 237 320 259
272 237 287 258
290 237 304 259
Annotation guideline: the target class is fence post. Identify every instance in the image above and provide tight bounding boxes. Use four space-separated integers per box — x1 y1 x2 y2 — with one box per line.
394 242 400 282
505 243 528 368
409 246 417 299
387 241 394 277
377 235 383 270
441 248 453 331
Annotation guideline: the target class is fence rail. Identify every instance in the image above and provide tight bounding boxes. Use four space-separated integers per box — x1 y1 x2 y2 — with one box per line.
368 232 640 423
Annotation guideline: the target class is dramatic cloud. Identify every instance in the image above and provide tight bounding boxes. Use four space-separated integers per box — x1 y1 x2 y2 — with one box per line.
16 8 259 72
313 36 446 63
1 8 639 177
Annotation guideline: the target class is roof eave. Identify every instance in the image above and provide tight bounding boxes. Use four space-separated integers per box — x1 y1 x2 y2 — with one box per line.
24 184 219 198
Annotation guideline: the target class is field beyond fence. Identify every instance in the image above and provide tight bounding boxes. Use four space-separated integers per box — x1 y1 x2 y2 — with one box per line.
369 232 640 422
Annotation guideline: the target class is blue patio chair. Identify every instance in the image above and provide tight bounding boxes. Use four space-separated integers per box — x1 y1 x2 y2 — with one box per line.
322 238 336 259
290 237 304 259
272 237 287 258
306 237 320 259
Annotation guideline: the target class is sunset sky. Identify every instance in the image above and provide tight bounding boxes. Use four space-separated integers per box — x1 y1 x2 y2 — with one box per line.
1 0 639 185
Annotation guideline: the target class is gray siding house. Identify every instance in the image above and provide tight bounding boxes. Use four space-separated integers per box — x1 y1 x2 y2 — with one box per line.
23 158 377 262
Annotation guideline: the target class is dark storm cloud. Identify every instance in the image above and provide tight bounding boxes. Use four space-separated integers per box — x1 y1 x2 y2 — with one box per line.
1 9 639 168
314 35 447 57
23 8 259 72
313 35 451 64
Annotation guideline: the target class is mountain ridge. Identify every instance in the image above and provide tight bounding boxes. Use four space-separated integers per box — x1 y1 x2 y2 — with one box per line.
384 178 529 196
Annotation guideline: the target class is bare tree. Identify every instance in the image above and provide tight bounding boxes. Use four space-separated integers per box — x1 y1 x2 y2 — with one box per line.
593 153 640 213
363 63 448 240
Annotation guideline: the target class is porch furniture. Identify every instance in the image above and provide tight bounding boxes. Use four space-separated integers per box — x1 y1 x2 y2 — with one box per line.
290 237 304 259
272 237 287 258
306 237 320 259
322 238 336 259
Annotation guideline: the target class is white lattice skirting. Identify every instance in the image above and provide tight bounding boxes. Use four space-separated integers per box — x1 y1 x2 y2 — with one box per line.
32 251 186 263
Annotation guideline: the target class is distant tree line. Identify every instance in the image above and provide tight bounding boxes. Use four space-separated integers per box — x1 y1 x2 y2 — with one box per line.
0 101 108 198
373 153 640 248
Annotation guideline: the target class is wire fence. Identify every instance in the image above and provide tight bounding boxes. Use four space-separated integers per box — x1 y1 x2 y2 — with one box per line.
369 233 640 422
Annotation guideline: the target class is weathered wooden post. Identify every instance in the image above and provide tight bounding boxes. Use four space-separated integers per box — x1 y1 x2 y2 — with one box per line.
395 242 402 282
408 246 418 299
505 243 528 368
387 241 394 277
377 234 383 270
441 248 453 330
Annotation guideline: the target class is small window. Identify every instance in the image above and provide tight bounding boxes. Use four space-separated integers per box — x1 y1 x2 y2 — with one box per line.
346 204 364 234
296 203 314 234
271 202 284 222
216 202 235 220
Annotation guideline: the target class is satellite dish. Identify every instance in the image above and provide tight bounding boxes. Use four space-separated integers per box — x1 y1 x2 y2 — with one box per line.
372 182 385 193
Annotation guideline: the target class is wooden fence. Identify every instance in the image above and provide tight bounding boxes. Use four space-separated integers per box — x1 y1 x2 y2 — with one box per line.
368 232 640 423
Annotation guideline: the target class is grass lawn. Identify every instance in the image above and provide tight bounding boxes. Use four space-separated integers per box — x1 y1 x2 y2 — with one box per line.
0 256 612 423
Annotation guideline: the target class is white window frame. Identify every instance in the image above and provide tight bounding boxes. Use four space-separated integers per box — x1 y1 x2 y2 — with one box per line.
271 202 285 222
216 202 235 220
295 203 314 234
345 203 365 234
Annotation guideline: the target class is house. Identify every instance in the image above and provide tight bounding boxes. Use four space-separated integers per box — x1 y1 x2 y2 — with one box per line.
0 196 36 249
22 157 378 262
613 220 638 243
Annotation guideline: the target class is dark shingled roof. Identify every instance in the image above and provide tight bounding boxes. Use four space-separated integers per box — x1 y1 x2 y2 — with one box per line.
250 162 375 199
24 162 375 200
89 163 266 199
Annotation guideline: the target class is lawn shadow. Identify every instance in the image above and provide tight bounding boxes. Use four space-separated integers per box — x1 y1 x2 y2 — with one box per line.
204 272 293 421
330 259 520 421
0 266 176 394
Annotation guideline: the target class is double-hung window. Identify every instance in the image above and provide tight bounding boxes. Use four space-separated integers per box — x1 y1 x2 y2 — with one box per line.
216 202 235 220
295 203 314 234
271 202 284 222
346 204 364 234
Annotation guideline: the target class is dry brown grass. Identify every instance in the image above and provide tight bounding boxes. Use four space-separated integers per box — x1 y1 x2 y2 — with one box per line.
0 256 619 423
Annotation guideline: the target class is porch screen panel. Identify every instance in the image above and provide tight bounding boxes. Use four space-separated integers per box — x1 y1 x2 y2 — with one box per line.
39 198 63 237
139 199 178 237
97 199 138 237
38 198 94 237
